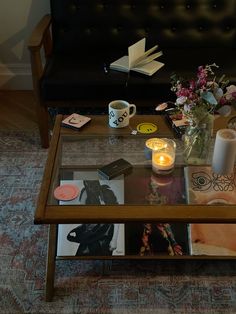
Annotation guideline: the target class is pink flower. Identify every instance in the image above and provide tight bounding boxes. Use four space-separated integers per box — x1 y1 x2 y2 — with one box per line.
176 88 190 97
219 97 227 105
225 85 236 100
170 64 235 119
189 80 196 90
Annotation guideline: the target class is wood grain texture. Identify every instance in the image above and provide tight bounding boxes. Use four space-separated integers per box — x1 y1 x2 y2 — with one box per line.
0 90 38 130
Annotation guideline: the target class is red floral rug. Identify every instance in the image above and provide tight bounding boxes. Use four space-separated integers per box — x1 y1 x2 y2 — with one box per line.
1 130 236 314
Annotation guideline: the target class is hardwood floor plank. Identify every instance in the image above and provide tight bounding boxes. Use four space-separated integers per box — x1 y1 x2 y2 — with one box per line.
0 90 38 130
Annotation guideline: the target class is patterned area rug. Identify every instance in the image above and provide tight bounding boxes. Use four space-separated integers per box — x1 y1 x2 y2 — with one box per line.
1 130 236 314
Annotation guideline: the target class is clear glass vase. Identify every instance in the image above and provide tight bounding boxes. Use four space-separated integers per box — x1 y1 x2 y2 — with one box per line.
183 113 213 165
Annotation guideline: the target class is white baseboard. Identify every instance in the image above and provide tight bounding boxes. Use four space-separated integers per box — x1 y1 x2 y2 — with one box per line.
0 63 33 90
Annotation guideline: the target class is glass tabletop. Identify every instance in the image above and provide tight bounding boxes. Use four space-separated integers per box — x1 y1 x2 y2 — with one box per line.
34 114 236 225
47 133 219 207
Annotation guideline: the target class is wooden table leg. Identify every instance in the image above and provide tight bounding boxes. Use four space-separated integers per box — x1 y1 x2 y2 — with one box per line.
45 224 57 301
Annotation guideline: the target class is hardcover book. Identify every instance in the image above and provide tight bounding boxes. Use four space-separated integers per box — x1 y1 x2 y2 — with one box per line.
110 37 164 76
184 165 236 256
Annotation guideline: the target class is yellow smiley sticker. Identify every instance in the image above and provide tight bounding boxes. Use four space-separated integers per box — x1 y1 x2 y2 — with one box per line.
136 122 158 134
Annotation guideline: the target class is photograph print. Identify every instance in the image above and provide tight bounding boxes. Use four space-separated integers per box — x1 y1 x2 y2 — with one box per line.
57 171 125 256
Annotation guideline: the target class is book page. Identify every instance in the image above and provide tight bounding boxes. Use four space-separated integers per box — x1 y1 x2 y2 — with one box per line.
110 56 129 72
135 50 162 67
128 38 146 68
132 60 164 76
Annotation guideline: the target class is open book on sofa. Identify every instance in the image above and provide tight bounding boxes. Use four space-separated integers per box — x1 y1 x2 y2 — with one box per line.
110 38 164 76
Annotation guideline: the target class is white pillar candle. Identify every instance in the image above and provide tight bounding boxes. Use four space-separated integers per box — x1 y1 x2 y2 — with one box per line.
212 129 236 175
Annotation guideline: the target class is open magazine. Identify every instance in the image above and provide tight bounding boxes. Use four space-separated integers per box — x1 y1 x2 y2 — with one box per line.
57 172 125 257
110 38 164 76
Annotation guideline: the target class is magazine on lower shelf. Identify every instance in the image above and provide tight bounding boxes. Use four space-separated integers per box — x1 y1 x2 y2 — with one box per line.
124 167 191 256
184 165 236 256
57 172 125 257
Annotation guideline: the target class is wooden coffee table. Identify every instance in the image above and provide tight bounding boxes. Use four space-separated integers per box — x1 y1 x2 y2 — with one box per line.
35 114 236 301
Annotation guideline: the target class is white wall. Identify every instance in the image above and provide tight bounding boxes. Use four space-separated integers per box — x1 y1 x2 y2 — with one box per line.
0 0 50 89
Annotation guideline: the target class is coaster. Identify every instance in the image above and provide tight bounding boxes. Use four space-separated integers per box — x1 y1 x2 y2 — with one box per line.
54 184 80 201
137 122 157 134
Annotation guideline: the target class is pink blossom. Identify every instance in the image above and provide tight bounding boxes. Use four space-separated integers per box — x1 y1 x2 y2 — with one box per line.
198 78 207 88
176 88 190 97
189 80 196 90
225 85 236 100
171 64 235 119
219 97 227 105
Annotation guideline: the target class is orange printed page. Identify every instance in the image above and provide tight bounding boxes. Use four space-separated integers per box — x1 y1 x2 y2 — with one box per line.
185 165 236 255
191 224 236 256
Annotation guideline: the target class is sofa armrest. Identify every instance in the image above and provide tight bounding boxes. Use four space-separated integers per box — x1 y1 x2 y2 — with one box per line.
28 14 52 53
28 14 52 95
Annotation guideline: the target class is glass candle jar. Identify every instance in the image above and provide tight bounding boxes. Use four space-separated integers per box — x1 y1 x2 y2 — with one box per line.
145 138 167 159
152 138 176 174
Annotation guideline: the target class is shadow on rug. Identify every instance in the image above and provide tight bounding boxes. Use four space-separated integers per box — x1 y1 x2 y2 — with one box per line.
1 130 236 314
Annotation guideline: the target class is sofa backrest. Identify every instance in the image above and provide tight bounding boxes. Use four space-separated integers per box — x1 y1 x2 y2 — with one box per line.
50 0 236 59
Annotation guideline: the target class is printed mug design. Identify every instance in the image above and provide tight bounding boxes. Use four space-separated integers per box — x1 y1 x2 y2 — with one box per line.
109 101 136 128
109 110 128 127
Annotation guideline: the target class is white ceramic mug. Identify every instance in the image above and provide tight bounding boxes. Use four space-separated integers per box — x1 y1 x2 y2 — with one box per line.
108 100 136 128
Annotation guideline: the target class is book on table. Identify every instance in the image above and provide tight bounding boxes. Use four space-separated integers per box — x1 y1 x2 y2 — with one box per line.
110 37 164 76
184 165 236 256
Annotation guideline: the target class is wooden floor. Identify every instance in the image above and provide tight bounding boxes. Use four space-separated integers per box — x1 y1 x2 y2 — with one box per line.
0 90 38 130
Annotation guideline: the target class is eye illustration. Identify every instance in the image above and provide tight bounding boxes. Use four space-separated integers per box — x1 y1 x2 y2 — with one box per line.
191 171 236 192
191 171 212 191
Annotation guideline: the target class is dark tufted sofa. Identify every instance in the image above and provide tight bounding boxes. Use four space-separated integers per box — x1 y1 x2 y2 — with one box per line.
28 0 236 147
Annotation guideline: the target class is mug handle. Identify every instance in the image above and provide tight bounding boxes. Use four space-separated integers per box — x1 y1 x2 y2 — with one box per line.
129 104 136 118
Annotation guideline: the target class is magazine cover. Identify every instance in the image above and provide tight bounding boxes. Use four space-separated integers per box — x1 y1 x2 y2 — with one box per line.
124 167 190 256
57 223 125 256
57 172 125 256
185 165 236 256
190 224 236 256
125 223 190 256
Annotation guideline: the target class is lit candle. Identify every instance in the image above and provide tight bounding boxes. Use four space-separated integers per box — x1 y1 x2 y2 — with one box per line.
152 152 174 171
151 138 176 174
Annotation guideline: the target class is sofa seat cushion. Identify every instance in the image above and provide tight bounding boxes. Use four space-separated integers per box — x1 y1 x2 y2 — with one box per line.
40 54 169 102
41 48 236 102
